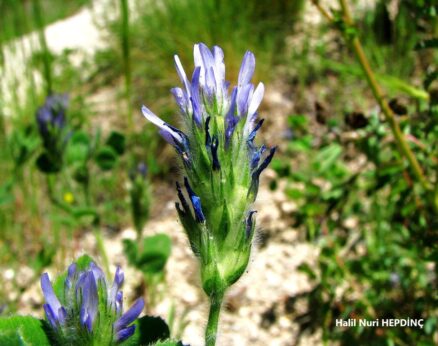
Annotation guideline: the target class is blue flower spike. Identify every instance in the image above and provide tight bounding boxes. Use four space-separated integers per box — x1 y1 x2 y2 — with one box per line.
41 259 144 345
142 43 276 298
35 94 70 164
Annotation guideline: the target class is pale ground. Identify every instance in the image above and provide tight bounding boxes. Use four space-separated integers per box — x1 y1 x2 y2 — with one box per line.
0 0 358 345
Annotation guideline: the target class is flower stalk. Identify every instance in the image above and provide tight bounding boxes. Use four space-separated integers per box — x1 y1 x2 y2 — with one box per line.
205 292 224 346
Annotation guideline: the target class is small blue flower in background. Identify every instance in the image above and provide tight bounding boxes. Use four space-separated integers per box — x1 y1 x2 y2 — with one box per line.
142 43 276 296
35 94 70 173
36 94 68 140
129 162 148 181
41 260 144 344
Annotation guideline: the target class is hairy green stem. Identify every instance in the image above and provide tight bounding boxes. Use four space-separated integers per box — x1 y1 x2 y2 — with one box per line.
205 292 224 346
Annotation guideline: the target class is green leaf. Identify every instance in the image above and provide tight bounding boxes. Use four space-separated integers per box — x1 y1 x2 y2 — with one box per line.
0 316 51 346
95 146 118 171
123 238 139 268
72 165 89 184
123 234 172 275
106 131 126 155
138 234 171 274
70 131 90 146
66 131 90 164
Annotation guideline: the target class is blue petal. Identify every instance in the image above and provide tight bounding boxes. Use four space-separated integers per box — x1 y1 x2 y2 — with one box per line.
194 43 215 87
191 195 205 223
89 262 105 284
115 291 123 315
184 177 206 223
41 273 63 321
114 298 144 331
237 84 253 117
113 266 124 287
142 105 184 144
174 55 191 100
171 87 188 114
80 307 94 332
205 67 216 99
248 82 264 116
190 67 202 125
43 304 59 328
77 271 99 331
245 83 265 135
116 325 136 343
109 266 124 311
212 46 225 88
238 51 255 87
225 87 239 146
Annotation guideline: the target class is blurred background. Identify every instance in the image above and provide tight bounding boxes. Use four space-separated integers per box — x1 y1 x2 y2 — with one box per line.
0 0 437 345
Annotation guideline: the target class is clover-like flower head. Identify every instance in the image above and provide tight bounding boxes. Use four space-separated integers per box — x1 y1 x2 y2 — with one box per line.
41 260 144 345
142 43 276 295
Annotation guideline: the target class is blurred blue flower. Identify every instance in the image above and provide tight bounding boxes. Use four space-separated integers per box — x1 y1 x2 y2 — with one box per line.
129 162 148 181
36 94 68 137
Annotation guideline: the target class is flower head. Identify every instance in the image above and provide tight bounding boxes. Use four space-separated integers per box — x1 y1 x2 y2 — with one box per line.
142 43 276 295
35 94 70 173
36 94 68 142
41 259 144 345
